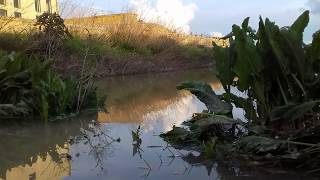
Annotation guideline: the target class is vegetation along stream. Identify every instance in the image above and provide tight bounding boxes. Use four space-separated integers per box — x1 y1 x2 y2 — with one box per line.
0 70 317 180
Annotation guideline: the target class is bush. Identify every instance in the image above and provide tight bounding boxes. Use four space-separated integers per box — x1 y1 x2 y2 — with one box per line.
29 12 71 58
0 51 100 121
161 11 320 173
35 12 71 39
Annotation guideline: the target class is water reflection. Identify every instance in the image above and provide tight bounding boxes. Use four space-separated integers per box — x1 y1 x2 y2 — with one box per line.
98 70 220 133
3 147 70 180
0 113 95 180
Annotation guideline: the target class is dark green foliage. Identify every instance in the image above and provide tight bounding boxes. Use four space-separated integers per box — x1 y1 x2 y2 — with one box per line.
162 11 320 173
181 45 215 60
132 125 142 143
35 12 71 39
160 126 193 146
238 136 285 154
132 126 143 157
270 100 320 123
31 12 71 58
0 13 103 121
0 51 100 121
213 10 320 127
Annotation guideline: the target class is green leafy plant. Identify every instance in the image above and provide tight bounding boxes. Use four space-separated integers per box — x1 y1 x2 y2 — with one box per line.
161 11 320 173
0 51 100 121
213 10 320 129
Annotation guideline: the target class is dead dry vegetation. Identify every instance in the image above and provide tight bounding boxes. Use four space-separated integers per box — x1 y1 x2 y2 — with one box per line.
0 13 226 76
65 13 226 48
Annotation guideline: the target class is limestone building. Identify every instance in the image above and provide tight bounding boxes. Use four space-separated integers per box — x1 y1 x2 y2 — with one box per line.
0 0 58 19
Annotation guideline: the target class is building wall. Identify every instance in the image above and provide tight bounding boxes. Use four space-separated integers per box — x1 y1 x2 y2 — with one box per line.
0 0 58 19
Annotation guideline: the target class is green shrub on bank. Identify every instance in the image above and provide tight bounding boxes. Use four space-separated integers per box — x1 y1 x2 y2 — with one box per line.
181 45 215 59
161 11 320 173
0 51 100 121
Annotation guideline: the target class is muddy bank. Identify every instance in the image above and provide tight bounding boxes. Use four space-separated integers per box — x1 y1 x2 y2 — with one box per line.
54 51 214 77
97 55 214 76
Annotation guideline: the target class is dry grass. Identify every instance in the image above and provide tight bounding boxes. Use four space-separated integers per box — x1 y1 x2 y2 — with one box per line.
0 17 36 33
64 13 227 53
0 13 227 54
0 13 227 76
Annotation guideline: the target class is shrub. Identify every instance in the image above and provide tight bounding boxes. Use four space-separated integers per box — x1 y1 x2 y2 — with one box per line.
30 12 71 58
35 12 71 39
161 11 320 173
0 51 99 121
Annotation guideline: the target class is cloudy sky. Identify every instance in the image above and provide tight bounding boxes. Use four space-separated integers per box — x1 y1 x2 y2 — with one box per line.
60 0 320 42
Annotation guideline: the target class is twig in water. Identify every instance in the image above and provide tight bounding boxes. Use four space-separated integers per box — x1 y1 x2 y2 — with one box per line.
157 154 163 170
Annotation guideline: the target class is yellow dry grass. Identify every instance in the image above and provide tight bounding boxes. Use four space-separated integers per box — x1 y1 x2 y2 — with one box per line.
0 13 227 53
64 13 227 50
0 17 36 33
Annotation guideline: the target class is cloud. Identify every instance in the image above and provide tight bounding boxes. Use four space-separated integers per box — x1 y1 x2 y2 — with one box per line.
306 0 320 15
130 0 198 33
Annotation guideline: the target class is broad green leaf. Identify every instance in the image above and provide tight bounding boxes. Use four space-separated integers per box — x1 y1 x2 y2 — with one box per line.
290 10 309 42
280 29 307 82
264 18 290 75
191 114 242 128
213 44 235 93
177 81 232 114
238 136 284 153
241 17 250 30
232 24 262 90
311 30 320 62
160 126 192 144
